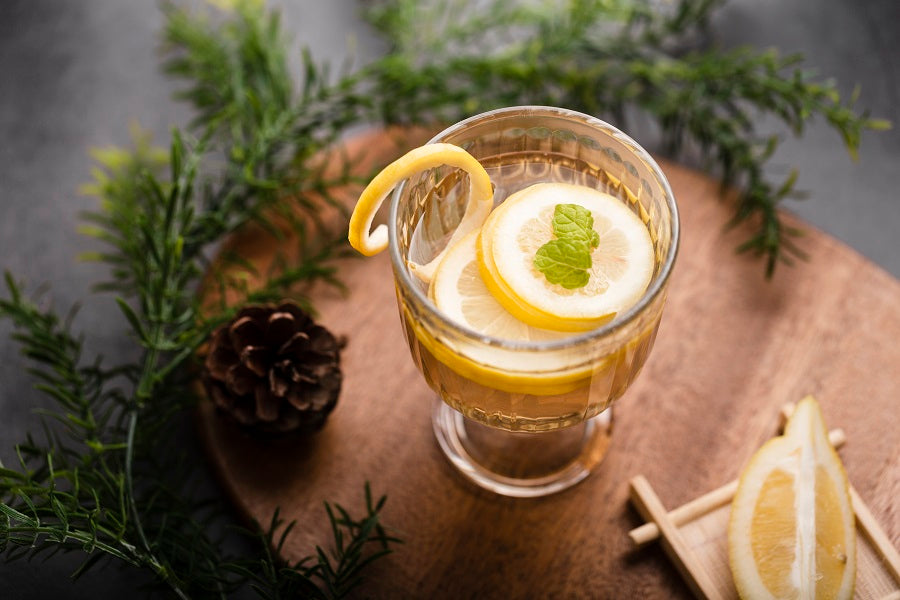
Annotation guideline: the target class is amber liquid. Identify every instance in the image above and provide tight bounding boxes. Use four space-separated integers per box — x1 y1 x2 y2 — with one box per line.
400 151 664 432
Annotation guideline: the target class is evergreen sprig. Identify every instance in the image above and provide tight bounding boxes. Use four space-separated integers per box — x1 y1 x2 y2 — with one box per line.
363 0 889 275
0 0 888 597
1 119 396 594
2 1 397 597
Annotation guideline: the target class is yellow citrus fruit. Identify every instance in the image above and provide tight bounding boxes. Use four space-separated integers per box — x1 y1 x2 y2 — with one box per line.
347 143 493 282
400 304 597 396
431 230 568 343
728 395 856 600
477 182 653 332
412 228 600 395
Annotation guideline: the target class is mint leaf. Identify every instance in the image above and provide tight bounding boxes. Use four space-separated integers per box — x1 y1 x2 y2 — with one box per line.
533 203 600 289
534 238 592 289
551 204 599 248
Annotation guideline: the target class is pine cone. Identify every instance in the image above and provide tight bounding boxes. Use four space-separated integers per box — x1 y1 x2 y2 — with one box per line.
202 302 342 437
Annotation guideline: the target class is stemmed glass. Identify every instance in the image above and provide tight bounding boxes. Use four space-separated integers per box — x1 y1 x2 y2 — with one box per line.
388 106 679 497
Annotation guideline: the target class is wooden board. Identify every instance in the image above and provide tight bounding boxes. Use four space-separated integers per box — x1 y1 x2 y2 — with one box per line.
196 128 900 598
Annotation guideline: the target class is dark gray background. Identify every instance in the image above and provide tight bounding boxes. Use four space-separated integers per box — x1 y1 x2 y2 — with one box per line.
1 1 897 597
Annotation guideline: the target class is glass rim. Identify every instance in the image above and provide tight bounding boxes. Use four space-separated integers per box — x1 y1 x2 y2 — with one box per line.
388 105 680 352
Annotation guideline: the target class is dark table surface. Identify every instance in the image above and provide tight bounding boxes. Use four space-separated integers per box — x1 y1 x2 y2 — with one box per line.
1 1 898 597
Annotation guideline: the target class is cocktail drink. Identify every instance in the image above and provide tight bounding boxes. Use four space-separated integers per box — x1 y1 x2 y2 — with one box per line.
350 106 678 497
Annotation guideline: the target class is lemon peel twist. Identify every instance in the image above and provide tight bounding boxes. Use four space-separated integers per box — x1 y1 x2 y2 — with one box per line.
348 143 493 282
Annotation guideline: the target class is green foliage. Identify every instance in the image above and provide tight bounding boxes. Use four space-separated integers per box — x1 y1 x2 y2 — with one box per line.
534 238 593 289
1 267 397 598
2 2 397 598
162 0 368 256
535 204 600 289
363 0 888 275
0 0 888 597
225 486 400 600
550 204 601 248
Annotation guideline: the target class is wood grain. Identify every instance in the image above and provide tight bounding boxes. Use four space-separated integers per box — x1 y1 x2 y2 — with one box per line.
196 128 900 599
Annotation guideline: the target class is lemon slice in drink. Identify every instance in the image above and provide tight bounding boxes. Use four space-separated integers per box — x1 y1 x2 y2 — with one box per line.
348 143 493 282
728 395 856 600
418 229 587 395
431 230 567 343
478 182 654 332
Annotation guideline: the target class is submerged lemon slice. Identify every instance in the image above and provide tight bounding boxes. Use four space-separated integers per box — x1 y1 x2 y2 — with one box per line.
431 230 567 343
728 395 856 600
347 142 493 282
478 183 654 332
414 228 593 395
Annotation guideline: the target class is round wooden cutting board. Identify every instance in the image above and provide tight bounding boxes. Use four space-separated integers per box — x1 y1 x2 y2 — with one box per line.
196 128 900 598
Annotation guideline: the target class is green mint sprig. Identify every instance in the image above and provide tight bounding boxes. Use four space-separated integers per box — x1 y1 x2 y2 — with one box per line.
534 204 600 289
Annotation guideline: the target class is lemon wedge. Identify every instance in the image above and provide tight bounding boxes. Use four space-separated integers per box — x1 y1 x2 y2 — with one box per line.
478 182 653 332
347 142 493 282
728 395 856 600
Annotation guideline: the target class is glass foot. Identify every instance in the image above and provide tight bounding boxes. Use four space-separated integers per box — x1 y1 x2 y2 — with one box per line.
431 398 613 498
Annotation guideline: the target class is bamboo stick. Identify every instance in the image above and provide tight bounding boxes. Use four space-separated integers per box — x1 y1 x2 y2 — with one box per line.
629 475 726 600
850 487 900 584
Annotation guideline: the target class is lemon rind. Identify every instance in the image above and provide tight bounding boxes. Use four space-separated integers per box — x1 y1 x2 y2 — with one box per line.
348 143 493 282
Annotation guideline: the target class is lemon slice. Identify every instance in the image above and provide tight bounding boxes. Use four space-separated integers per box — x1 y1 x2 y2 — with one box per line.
414 228 590 395
728 395 856 600
347 143 493 282
431 230 567 343
478 182 653 332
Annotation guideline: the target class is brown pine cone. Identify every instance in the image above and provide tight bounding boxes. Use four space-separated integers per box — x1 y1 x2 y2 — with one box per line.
202 302 342 437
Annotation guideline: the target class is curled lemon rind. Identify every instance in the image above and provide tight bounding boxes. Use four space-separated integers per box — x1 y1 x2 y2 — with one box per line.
348 143 493 281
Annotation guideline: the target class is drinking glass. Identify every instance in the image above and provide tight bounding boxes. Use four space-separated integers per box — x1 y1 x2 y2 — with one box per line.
388 106 679 497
